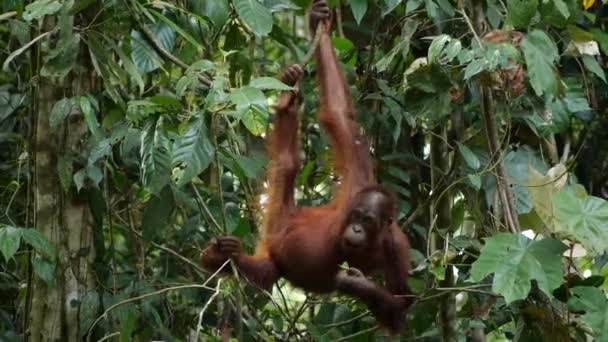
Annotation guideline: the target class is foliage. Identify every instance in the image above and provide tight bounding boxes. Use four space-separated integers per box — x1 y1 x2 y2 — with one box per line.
1 0 608 341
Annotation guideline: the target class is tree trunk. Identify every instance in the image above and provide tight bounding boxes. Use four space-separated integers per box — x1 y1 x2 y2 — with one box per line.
29 15 97 342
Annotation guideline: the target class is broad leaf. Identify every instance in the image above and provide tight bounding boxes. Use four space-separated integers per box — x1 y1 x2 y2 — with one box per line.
382 0 402 16
173 118 215 186
141 118 172 194
521 30 559 96
142 185 175 240
351 0 368 25
23 0 62 22
80 96 104 142
21 228 56 259
471 233 566 303
49 97 73 128
32 256 56 286
568 287 608 341
249 77 293 90
552 190 608 255
131 22 176 73
457 143 480 170
234 0 273 37
582 55 606 83
79 292 100 338
376 21 417 72
528 164 567 230
507 0 538 28
0 226 22 261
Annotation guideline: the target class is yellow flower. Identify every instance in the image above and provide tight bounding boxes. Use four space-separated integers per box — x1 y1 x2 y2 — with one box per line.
582 0 596 10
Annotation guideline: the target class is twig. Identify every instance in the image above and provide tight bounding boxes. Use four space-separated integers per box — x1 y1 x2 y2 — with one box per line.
324 312 370 328
139 24 211 87
129 226 206 274
0 11 17 21
333 325 379 341
335 0 345 38
85 260 229 342
194 278 223 341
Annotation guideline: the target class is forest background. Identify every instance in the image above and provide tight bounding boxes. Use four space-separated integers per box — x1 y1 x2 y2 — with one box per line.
1 0 608 341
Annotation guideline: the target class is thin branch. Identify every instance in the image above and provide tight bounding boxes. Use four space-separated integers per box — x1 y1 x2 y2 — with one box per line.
333 326 379 341
194 279 223 340
139 23 211 87
85 260 229 342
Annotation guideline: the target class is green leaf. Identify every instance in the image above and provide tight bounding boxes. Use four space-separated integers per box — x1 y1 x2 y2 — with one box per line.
32 256 56 286
227 152 267 179
107 39 145 95
528 164 567 230
470 233 566 303
230 86 267 110
0 226 22 261
131 22 176 73
457 143 480 170
582 55 606 83
49 98 72 128
173 118 215 186
233 0 273 37
507 0 538 28
382 0 402 16
568 287 608 341
57 156 74 191
80 96 104 142
22 228 56 259
552 190 608 255
553 0 570 19
23 0 62 21
351 0 368 25
406 0 423 13
376 21 417 72
463 58 487 80
193 0 230 27
142 185 175 240
591 28 608 55
141 118 172 194
521 30 559 96
468 174 481 190
241 104 269 136
428 35 451 63
249 77 293 90
79 291 100 337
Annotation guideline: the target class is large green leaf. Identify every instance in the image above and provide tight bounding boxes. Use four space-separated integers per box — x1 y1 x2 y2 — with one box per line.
503 147 547 214
142 186 175 241
470 233 566 303
141 118 172 194
521 30 559 96
230 86 268 136
49 97 73 128
131 22 176 73
32 256 56 286
192 0 230 27
507 0 538 28
582 55 606 83
249 77 293 90
528 164 567 230
0 226 22 261
23 0 62 21
233 0 273 37
376 20 418 72
552 190 608 255
21 228 56 259
568 287 608 341
173 118 215 186
351 0 368 25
